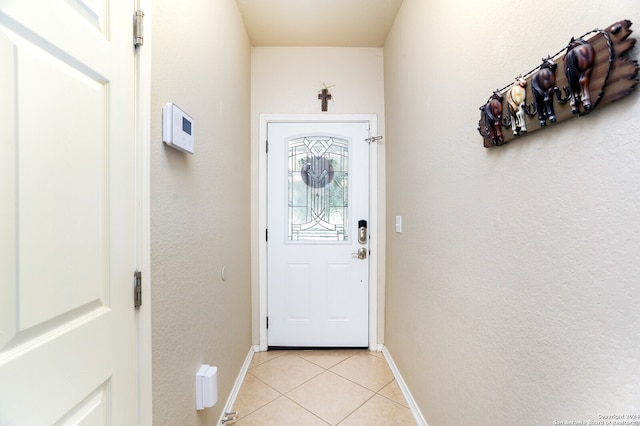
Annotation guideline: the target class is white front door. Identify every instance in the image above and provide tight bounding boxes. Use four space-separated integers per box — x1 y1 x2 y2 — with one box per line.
267 121 371 347
0 1 138 424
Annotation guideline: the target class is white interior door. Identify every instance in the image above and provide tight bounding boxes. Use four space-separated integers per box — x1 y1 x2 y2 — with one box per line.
267 121 370 347
0 1 138 424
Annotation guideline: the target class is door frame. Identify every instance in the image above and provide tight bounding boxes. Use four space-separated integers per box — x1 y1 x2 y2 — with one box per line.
135 0 153 423
258 114 379 351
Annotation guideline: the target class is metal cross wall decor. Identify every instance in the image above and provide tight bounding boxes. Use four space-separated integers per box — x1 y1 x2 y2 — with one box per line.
318 88 332 112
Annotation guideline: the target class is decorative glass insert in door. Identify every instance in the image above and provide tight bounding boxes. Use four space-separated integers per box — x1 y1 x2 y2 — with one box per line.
288 136 349 241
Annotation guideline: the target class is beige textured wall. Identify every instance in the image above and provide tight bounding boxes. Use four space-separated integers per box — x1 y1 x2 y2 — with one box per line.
150 0 251 424
384 0 640 424
250 47 387 346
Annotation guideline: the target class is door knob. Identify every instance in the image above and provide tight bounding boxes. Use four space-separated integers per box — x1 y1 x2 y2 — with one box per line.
352 248 367 259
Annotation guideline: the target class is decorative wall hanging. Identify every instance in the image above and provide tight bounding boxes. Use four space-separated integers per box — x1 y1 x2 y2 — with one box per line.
478 20 639 148
318 84 334 112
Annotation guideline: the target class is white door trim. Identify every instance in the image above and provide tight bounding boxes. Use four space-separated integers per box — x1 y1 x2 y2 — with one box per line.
135 0 153 423
258 114 378 351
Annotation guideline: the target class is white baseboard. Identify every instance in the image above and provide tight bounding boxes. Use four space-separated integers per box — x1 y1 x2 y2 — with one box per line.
217 346 255 426
381 345 428 426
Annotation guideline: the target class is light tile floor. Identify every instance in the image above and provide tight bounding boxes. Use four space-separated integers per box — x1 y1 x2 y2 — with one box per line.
230 349 417 425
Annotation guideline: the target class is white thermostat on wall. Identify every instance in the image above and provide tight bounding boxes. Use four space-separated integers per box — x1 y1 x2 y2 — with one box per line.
162 103 194 154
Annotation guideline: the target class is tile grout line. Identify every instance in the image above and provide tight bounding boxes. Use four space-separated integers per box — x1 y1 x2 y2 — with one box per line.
245 352 335 424
321 369 378 394
235 350 413 425
287 351 368 426
328 353 396 394
375 382 411 408
285 354 333 425
233 372 282 420
281 394 332 426
335 386 413 426
334 390 378 425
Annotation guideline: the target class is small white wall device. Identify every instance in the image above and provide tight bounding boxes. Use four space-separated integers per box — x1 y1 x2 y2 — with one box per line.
195 364 218 410
162 103 194 154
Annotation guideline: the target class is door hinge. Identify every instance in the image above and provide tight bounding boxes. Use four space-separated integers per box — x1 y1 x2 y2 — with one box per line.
266 140 268 153
134 10 144 47
266 317 269 329
266 228 268 242
134 271 142 308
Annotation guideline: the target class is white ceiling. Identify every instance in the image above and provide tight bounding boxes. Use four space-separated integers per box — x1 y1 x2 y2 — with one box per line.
235 0 405 47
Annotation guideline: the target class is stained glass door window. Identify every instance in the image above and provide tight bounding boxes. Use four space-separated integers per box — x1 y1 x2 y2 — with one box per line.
288 136 349 241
